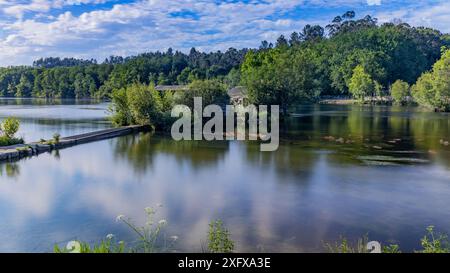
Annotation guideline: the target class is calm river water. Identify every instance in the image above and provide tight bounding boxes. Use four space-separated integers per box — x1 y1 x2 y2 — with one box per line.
1 99 450 252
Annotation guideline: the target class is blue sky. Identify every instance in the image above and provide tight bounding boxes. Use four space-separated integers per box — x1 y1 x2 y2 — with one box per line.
0 0 449 66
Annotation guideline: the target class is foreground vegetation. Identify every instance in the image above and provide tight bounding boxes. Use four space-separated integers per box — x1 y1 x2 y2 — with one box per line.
326 226 450 253
54 206 235 253
55 205 449 254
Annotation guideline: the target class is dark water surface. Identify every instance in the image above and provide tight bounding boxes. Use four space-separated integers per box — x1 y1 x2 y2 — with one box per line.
1 100 450 252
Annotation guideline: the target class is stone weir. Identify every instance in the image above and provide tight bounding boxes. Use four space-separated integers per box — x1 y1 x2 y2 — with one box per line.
0 125 149 162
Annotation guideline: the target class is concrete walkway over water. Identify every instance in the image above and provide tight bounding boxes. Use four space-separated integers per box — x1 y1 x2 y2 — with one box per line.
0 125 149 162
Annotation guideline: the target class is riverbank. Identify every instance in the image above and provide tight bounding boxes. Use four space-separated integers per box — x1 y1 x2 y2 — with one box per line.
318 97 393 105
0 125 149 162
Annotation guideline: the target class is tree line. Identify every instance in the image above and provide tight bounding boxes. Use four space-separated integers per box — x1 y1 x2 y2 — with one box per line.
241 11 450 112
1 11 450 111
0 48 247 99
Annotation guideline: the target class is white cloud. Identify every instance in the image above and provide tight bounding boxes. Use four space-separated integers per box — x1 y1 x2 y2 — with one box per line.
0 0 449 66
375 1 450 33
367 0 381 6
2 0 110 19
0 0 311 65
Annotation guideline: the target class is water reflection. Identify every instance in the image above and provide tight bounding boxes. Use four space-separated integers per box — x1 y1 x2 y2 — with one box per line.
287 105 450 167
113 133 229 173
0 163 20 178
0 98 111 141
0 103 450 252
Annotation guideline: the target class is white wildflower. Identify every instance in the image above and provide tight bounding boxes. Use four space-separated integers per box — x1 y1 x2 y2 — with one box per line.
106 234 114 240
66 241 81 253
158 219 167 225
170 235 178 241
145 207 154 214
116 214 125 222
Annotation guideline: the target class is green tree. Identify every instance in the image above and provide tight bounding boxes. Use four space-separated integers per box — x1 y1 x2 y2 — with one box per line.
109 88 132 126
16 74 33 97
391 79 410 105
348 65 375 101
178 79 229 109
412 50 450 111
126 84 163 126
241 47 323 115
109 84 163 127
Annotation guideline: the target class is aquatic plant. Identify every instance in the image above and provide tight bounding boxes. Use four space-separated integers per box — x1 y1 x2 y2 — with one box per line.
207 219 235 253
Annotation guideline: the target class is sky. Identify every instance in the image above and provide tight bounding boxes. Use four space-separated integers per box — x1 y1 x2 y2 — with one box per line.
0 0 449 66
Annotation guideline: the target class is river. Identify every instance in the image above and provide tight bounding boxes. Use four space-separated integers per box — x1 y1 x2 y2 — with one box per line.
1 99 450 252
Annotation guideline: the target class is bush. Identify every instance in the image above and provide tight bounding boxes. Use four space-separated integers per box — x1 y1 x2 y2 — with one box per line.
127 84 163 126
109 83 163 127
0 136 24 147
391 80 410 105
0 117 23 147
1 117 20 139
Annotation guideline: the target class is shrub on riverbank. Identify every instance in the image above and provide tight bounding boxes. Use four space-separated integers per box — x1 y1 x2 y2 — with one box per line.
109 83 164 128
109 79 231 131
0 136 24 146
412 49 450 111
0 117 24 147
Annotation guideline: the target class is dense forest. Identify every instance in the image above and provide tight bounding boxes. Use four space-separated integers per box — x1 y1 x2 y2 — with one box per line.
241 11 450 112
1 11 450 109
0 48 247 99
